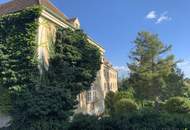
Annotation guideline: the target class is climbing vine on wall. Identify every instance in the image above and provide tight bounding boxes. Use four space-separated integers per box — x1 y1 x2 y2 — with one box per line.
0 6 101 130
0 6 41 111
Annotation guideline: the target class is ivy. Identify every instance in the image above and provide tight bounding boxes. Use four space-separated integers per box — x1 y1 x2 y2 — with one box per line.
0 6 41 112
0 6 101 130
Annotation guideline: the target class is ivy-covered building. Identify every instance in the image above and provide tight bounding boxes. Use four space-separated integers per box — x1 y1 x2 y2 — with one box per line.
0 0 118 127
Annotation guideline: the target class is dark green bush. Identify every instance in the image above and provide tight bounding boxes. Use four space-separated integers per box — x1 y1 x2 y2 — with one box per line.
66 110 190 130
165 96 190 113
111 109 190 129
98 117 119 130
68 114 99 130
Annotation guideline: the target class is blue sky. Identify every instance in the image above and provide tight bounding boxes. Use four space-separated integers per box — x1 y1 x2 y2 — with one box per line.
1 0 190 77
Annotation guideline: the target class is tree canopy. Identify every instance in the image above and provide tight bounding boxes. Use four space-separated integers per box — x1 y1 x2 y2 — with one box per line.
128 32 176 101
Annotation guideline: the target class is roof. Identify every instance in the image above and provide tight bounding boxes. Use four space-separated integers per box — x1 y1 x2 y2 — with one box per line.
0 0 66 19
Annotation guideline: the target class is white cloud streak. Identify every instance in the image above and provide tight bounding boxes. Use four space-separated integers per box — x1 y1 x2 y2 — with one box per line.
156 11 172 24
146 11 172 24
146 11 157 19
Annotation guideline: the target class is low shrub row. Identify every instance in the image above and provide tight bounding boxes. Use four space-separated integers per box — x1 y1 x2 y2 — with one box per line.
68 111 190 130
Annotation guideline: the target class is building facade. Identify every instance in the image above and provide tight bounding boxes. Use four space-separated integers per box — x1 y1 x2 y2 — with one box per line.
77 58 118 115
0 0 118 127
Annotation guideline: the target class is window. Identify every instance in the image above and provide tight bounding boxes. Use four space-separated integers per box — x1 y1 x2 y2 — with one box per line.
86 90 96 102
87 91 91 102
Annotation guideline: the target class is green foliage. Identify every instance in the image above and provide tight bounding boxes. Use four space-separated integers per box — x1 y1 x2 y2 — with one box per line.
0 6 41 90
66 110 190 130
8 119 69 130
98 117 119 130
0 6 101 129
115 88 134 100
113 109 190 129
68 114 99 130
54 28 101 95
165 97 190 114
162 67 188 100
105 91 116 115
105 90 135 116
118 78 129 91
115 98 138 115
0 6 42 120
128 32 175 101
103 31 190 129
0 88 11 114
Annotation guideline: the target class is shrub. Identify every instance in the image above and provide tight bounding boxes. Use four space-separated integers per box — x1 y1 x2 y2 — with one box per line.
115 99 138 115
65 109 190 130
68 114 99 130
101 109 190 130
105 91 116 115
165 96 190 113
114 89 134 101
98 117 119 130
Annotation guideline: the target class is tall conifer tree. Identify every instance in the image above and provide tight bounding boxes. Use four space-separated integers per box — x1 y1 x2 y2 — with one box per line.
128 32 175 101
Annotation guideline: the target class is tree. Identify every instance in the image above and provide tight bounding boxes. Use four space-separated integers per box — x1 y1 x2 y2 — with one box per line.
118 78 129 91
128 32 175 101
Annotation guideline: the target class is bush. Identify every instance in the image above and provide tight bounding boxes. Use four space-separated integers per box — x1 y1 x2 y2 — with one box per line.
105 91 116 115
68 114 99 130
67 110 190 130
114 90 134 101
8 119 69 130
105 90 135 116
115 99 138 115
165 96 190 113
100 109 190 130
98 117 119 130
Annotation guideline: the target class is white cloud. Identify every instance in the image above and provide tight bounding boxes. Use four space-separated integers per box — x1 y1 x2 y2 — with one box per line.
146 11 157 19
178 60 190 78
114 66 130 78
114 66 129 72
156 12 172 24
146 11 172 24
